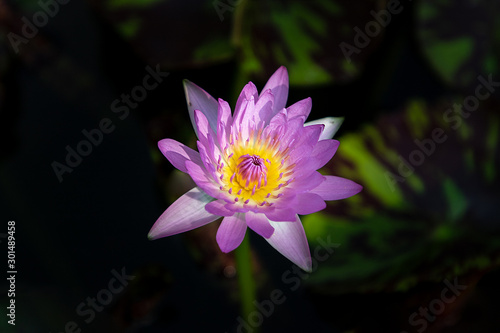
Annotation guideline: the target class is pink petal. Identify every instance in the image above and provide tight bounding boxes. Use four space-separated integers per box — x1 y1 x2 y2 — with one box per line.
301 124 324 144
255 89 274 124
292 138 338 175
196 131 222 178
224 202 250 213
245 211 275 238
217 98 233 149
289 171 325 192
194 113 223 178
197 142 218 180
236 96 257 140
279 117 306 148
288 124 324 163
157 139 202 173
265 215 312 271
310 176 363 200
194 109 216 149
148 187 219 240
205 200 235 216
234 82 258 122
267 108 288 129
286 97 312 121
216 213 247 253
305 117 344 140
183 80 218 138
185 160 220 198
264 208 297 222
311 139 340 169
260 66 289 115
294 192 326 215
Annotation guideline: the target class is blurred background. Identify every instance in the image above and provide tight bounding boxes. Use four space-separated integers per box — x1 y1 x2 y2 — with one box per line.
1 0 499 332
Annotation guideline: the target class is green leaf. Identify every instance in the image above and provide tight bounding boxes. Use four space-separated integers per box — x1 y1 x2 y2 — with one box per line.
303 100 500 294
416 0 500 90
237 0 385 86
423 38 474 84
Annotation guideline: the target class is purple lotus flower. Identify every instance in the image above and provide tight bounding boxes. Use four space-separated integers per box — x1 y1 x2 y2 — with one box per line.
149 66 362 271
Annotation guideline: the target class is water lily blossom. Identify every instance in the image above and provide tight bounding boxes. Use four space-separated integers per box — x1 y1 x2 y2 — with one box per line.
149 66 362 271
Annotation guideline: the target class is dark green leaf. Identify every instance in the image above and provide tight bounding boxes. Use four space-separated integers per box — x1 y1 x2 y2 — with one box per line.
303 100 500 294
416 0 500 91
238 0 387 85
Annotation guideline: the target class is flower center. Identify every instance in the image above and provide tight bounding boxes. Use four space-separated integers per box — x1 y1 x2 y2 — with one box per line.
236 154 268 189
216 126 295 207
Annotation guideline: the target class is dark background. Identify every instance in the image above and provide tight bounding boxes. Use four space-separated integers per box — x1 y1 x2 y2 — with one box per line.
1 0 499 332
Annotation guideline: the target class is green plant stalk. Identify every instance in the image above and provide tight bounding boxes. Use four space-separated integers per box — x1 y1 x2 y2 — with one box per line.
232 3 258 324
234 232 256 325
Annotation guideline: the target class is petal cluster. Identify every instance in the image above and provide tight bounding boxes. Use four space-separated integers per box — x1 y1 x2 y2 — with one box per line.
149 67 362 271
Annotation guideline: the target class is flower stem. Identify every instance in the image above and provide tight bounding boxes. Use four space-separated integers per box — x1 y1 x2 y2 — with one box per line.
235 232 256 324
